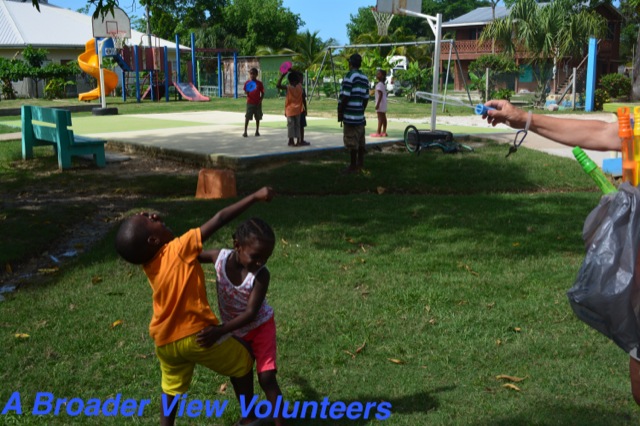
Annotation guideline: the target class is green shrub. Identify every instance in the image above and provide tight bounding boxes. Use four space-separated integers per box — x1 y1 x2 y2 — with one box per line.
599 73 631 99
0 79 16 100
321 82 338 98
493 88 513 101
44 78 74 100
594 88 609 111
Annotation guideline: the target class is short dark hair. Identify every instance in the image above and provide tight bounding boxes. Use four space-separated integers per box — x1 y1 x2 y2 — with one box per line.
288 72 299 84
349 53 362 68
249 67 258 74
115 216 156 265
379 69 387 78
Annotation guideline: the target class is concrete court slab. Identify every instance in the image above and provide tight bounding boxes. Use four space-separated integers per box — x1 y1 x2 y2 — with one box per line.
87 111 401 169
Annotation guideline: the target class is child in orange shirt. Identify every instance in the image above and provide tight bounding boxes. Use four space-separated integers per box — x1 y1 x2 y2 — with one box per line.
115 187 274 426
276 71 309 147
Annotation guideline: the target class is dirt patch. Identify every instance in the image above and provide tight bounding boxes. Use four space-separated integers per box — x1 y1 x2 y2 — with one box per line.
0 150 201 295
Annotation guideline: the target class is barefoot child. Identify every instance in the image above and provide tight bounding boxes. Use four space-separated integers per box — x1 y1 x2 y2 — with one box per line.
198 218 286 425
115 187 274 426
371 69 388 137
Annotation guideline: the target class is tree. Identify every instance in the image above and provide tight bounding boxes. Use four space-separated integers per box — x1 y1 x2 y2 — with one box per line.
137 0 226 41
0 46 78 99
289 30 335 72
395 60 432 101
22 45 48 98
0 57 28 100
347 0 490 43
29 0 120 18
468 54 519 101
220 0 302 55
480 0 607 106
347 6 430 43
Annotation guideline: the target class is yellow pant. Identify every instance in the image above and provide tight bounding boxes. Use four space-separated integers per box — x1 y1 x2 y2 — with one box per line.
156 334 253 396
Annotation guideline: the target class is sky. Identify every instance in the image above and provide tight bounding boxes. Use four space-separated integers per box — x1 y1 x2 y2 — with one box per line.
48 0 376 46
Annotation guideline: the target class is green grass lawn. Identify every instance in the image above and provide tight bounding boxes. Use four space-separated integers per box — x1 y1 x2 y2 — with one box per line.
0 100 638 425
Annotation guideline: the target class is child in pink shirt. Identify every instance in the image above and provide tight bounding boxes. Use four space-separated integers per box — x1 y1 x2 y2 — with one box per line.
371 69 388 137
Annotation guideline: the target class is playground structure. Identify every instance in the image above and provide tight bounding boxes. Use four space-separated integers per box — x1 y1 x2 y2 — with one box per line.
77 39 119 101
82 6 132 113
79 14 288 105
79 8 214 105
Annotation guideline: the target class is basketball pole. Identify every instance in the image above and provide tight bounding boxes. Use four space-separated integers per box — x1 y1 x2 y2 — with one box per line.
398 9 442 131
98 38 107 109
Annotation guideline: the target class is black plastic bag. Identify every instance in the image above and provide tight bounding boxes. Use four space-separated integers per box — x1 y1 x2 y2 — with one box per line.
567 183 640 353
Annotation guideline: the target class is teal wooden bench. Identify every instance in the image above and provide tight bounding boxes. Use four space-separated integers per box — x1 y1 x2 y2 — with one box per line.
21 105 106 170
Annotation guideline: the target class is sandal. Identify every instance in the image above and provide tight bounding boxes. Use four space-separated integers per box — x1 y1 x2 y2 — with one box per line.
369 133 381 137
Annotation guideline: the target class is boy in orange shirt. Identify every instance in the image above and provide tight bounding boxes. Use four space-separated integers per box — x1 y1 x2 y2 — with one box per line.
276 70 309 147
115 187 274 426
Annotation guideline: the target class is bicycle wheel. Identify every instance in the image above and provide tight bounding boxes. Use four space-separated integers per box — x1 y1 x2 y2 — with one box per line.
404 125 420 154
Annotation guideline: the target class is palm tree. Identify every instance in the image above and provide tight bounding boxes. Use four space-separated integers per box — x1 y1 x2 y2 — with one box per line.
480 0 607 105
289 30 335 72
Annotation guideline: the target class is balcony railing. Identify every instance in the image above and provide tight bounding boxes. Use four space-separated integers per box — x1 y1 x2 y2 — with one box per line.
440 39 616 58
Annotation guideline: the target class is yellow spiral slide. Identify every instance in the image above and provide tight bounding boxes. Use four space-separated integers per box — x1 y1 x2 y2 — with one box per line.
78 39 118 102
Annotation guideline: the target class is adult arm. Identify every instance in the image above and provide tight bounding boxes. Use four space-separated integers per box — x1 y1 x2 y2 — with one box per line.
199 187 274 242
483 99 620 152
196 269 270 347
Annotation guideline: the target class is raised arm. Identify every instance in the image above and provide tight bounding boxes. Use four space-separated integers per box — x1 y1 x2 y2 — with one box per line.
276 73 287 91
483 99 620 152
200 187 274 242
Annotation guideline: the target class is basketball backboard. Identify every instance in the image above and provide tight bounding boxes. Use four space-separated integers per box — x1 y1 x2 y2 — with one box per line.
92 6 131 39
376 0 421 15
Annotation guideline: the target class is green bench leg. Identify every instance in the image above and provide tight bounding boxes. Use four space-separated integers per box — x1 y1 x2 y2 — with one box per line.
58 150 72 170
94 150 106 168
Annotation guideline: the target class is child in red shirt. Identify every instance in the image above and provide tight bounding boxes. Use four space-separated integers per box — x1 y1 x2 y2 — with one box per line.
243 68 265 137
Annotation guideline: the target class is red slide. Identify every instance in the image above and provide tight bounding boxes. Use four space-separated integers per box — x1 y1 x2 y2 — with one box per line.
173 81 210 101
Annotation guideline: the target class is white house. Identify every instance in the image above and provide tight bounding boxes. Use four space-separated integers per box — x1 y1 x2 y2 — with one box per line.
0 0 187 98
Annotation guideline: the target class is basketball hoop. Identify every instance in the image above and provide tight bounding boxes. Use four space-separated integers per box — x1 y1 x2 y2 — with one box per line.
371 7 394 36
108 30 128 51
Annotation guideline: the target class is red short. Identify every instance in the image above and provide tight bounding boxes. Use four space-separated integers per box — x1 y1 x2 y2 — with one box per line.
242 317 277 373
